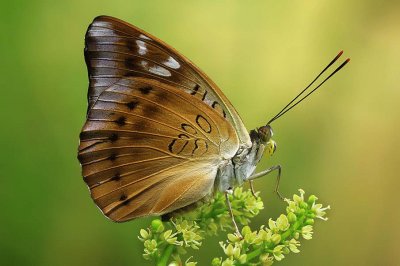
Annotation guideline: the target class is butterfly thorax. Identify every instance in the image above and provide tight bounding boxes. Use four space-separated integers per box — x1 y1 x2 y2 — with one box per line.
215 125 276 192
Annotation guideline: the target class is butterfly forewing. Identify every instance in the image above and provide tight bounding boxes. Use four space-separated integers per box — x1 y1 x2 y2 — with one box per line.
78 77 239 221
84 15 251 147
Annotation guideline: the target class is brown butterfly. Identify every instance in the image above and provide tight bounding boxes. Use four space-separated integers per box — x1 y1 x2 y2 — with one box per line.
78 16 349 235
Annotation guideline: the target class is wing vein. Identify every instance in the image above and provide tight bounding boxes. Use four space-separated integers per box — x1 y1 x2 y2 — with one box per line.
94 160 192 200
90 109 204 139
84 155 173 174
104 90 219 147
79 145 189 159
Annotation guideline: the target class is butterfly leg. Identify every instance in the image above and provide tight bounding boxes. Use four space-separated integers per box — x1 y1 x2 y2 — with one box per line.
249 180 257 198
247 165 284 200
225 189 242 238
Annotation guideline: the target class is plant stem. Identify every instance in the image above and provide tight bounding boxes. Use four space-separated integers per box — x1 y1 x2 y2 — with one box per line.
246 248 263 261
281 215 306 241
156 245 174 266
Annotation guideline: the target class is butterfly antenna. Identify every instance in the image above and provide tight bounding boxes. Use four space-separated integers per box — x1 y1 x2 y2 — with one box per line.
267 51 349 125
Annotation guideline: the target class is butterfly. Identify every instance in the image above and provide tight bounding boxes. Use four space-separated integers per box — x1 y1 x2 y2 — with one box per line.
78 16 349 236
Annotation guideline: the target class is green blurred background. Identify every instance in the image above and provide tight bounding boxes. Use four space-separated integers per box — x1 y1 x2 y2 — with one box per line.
1 0 399 265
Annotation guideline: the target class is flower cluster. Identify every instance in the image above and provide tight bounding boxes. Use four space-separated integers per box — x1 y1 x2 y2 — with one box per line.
182 187 264 236
138 218 203 265
138 188 329 266
214 189 330 265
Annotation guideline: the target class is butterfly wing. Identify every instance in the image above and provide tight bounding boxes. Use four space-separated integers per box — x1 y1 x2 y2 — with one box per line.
78 77 239 221
84 15 251 148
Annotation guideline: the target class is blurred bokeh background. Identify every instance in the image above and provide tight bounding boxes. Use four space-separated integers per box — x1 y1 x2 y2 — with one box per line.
1 0 399 265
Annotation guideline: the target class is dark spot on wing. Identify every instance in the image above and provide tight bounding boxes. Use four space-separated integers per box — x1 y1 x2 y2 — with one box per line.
111 173 121 181
109 133 118 142
125 57 135 69
108 154 117 161
120 194 127 201
191 84 200 95
115 116 126 126
122 198 130 205
211 101 227 118
126 40 135 52
139 86 152 95
80 130 99 141
126 100 138 110
202 91 208 101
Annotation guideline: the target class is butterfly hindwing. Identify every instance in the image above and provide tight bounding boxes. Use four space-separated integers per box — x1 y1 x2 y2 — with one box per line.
78 77 239 221
84 15 251 148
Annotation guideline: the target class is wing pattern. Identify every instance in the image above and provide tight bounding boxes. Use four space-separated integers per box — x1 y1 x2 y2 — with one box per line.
78 77 239 221
84 16 251 147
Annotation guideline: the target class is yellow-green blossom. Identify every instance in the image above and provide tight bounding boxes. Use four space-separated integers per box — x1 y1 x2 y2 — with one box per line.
301 225 314 240
138 188 329 266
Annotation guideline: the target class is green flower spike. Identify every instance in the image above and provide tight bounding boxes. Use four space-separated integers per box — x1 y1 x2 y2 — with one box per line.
138 188 330 265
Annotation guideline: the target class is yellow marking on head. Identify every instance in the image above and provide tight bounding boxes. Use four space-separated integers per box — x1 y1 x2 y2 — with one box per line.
265 139 277 157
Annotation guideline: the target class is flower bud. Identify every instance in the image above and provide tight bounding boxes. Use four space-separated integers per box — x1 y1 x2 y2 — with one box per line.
297 208 306 215
271 233 281 244
282 246 290 254
276 214 290 231
233 245 241 259
144 239 157 252
139 229 149 239
273 245 285 261
287 212 297 223
308 195 318 204
227 233 241 243
300 202 308 209
301 225 313 240
241 226 252 236
221 258 234 266
239 254 247 264
225 244 234 257
259 253 273 264
211 257 222 266
151 219 164 233
293 194 302 203
305 219 315 225
244 231 257 244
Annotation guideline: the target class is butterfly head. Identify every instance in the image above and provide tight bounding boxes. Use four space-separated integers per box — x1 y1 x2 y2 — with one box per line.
259 125 277 157
250 125 277 158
